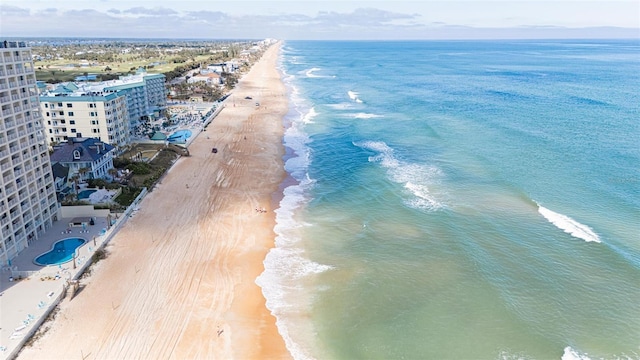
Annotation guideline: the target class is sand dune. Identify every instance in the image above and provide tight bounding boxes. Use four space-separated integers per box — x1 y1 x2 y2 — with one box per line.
19 43 290 360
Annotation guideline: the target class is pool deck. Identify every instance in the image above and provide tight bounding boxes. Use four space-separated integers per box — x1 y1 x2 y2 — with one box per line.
0 215 113 358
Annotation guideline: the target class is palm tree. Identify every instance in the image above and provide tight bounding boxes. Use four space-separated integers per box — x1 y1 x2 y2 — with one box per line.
69 174 80 200
78 167 91 184
108 168 118 181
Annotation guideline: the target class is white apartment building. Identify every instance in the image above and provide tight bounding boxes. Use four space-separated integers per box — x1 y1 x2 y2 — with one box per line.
102 71 166 129
40 85 130 151
0 41 58 264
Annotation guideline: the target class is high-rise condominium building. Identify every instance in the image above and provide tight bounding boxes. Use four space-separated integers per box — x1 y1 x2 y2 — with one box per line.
0 41 58 264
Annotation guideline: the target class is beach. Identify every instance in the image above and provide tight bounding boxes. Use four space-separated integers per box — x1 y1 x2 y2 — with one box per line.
18 42 290 359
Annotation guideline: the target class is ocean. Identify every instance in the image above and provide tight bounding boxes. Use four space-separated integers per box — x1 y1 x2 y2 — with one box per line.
256 40 640 360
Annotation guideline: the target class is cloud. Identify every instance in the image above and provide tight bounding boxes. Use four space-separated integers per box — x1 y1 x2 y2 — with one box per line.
0 5 30 16
185 10 229 23
0 3 636 40
122 7 178 17
315 8 419 26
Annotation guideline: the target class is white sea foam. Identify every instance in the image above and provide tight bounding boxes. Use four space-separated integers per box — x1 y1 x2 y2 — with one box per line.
305 67 323 78
347 90 363 103
304 67 335 78
302 107 318 124
352 113 383 119
562 347 592 360
326 103 354 110
257 80 332 360
257 175 331 360
354 140 444 211
537 205 601 243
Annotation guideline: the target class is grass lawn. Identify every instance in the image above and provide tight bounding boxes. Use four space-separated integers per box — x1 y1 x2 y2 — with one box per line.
34 54 211 83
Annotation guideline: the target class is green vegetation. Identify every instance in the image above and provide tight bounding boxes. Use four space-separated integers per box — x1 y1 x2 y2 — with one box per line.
32 40 257 84
113 186 142 208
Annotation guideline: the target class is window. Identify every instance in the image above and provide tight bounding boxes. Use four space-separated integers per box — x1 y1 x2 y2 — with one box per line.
44 104 48 108
58 111 63 116
68 112 74 116
45 112 49 117
48 129 52 133
47 120 50 125
57 103 62 107
66 103 72 108
71 129 76 133
92 129 98 133
69 120 75 124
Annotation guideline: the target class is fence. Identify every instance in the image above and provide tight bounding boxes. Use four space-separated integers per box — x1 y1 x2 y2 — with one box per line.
4 187 149 360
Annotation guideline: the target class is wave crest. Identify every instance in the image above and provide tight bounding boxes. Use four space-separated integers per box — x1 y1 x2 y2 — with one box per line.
347 90 363 103
354 140 444 211
537 205 601 243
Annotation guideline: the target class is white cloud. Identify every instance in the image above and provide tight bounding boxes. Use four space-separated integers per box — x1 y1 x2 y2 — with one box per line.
0 1 637 39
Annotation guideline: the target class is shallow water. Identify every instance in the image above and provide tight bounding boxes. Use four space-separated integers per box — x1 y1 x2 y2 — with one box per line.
258 39 640 360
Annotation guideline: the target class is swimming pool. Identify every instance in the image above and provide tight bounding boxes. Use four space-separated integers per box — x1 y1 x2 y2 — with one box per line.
77 189 97 199
34 238 87 266
167 129 192 143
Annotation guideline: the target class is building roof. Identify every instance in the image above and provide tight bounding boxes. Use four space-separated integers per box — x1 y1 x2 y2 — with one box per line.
51 162 69 179
50 137 115 164
149 131 167 140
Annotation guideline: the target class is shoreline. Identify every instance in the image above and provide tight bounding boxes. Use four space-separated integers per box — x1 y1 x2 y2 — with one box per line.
18 42 291 359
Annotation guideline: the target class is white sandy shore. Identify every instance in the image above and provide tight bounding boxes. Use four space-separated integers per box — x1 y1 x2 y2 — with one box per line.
18 43 291 360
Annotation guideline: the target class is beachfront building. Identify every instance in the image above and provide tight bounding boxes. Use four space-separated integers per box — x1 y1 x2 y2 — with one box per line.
49 137 116 182
40 85 130 151
0 40 59 264
187 72 222 86
39 70 166 148
102 70 167 130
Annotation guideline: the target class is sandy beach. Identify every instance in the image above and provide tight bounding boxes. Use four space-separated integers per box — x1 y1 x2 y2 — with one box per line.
18 43 290 359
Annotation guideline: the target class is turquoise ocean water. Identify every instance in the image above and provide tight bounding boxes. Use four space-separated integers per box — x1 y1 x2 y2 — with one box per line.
256 40 640 360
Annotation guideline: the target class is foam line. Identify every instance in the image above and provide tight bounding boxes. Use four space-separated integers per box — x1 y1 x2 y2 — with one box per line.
538 205 601 243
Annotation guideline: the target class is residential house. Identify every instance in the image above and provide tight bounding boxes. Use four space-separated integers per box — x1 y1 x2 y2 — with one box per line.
49 137 115 182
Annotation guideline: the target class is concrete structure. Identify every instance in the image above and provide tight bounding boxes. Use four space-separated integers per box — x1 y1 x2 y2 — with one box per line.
39 70 166 149
188 72 222 86
0 40 59 264
40 85 130 151
50 137 116 181
102 70 166 128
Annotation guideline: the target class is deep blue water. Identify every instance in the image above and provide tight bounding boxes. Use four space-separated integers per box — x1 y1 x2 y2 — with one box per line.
257 40 640 360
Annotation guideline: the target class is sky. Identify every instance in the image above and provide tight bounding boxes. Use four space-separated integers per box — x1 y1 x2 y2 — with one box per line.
0 0 638 40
